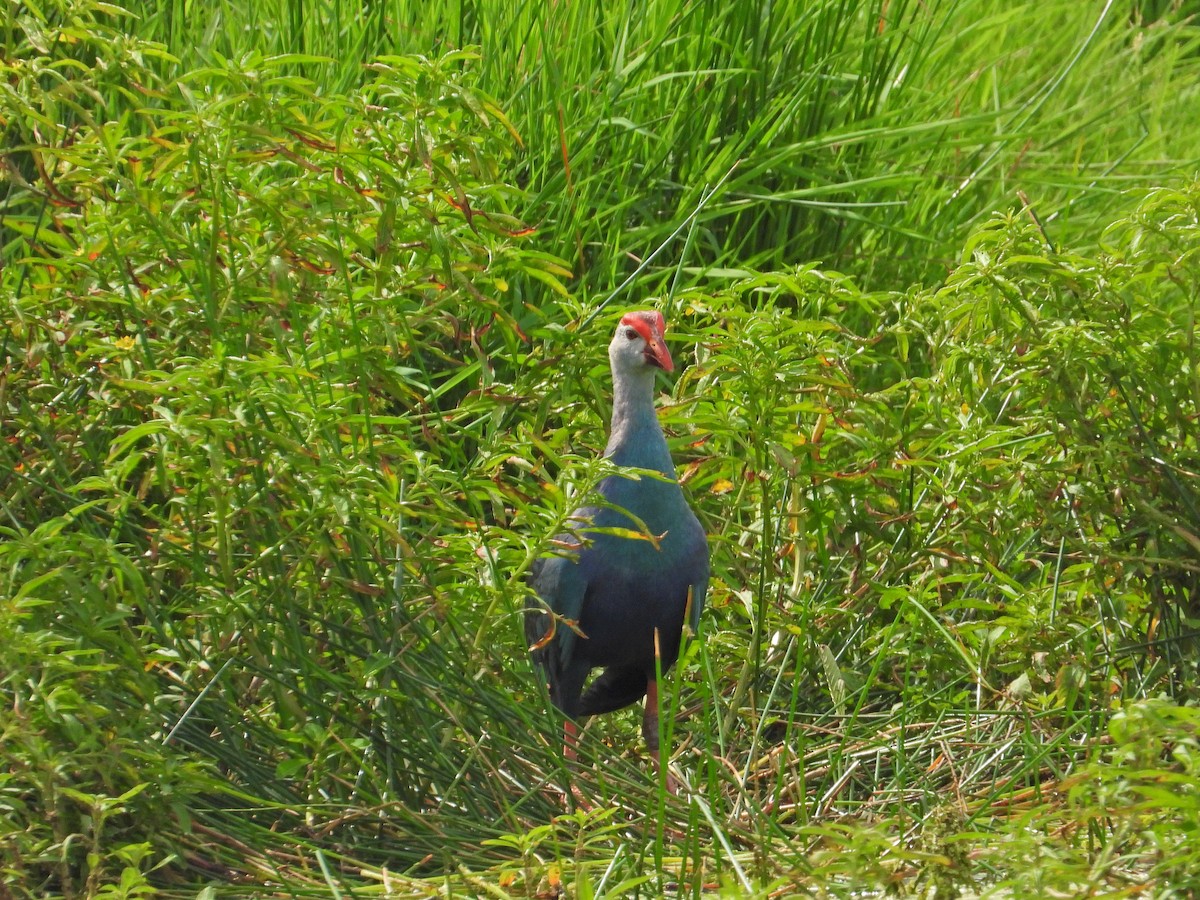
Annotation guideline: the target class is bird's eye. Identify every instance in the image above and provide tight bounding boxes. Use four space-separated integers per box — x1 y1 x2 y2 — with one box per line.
624 328 639 341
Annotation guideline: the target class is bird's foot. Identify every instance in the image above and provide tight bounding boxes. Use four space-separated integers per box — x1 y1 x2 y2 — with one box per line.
665 769 683 796
650 748 683 796
569 781 594 812
541 775 595 812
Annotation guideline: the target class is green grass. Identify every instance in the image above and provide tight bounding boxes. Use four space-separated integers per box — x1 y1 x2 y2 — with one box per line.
3 0 1200 897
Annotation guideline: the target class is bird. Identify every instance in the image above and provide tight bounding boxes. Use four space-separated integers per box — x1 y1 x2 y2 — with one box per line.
526 309 709 790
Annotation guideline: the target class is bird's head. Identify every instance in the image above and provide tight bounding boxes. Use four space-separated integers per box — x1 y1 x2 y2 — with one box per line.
609 310 674 375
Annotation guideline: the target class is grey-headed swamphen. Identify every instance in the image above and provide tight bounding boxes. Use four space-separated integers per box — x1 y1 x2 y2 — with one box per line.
526 310 709 790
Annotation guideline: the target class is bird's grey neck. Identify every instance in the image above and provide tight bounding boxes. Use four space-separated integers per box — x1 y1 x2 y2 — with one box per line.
605 369 669 465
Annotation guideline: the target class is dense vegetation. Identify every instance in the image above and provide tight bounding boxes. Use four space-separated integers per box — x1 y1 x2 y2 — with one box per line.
3 0 1200 896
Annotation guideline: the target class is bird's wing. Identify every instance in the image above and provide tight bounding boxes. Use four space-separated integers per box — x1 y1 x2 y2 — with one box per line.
528 553 589 667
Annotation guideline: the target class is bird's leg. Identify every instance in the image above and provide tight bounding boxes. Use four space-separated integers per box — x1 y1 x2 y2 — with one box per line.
642 677 661 758
563 719 580 761
561 719 594 810
643 678 679 795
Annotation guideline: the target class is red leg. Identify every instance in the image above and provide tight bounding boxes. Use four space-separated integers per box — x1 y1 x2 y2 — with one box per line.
644 678 678 794
564 719 580 761
562 719 593 809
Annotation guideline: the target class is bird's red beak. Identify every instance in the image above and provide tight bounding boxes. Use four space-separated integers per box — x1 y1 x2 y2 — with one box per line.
644 329 674 372
622 311 675 372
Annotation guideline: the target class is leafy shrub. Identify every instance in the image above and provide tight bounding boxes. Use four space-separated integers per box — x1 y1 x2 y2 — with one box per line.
2 12 575 890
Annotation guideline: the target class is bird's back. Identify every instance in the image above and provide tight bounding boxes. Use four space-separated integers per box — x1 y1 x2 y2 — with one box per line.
531 465 706 669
